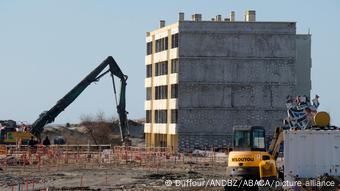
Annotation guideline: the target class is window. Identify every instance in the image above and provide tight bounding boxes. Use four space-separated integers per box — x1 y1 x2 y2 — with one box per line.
155 85 168 100
171 109 178 123
146 65 152 77
155 39 159 52
171 33 179 48
165 37 168 50
171 59 179 73
155 110 167 123
146 42 152 55
146 110 152 123
155 37 168 53
253 128 265 150
234 131 250 148
171 84 178 98
155 61 168 76
146 87 151 100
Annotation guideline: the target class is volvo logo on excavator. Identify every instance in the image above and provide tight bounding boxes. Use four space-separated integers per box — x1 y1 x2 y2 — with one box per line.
231 157 255 162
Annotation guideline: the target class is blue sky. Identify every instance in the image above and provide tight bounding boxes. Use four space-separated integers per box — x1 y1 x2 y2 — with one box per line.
0 0 339 125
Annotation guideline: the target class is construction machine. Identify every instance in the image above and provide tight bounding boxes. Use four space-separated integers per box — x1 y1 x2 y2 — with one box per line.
226 126 279 181
225 95 332 190
28 56 130 145
0 120 18 144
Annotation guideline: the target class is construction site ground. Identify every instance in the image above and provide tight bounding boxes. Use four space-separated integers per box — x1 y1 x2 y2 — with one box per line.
1 151 340 191
1 160 226 191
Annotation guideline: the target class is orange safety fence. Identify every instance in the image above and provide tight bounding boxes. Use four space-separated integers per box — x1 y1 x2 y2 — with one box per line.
1 144 229 171
0 144 230 190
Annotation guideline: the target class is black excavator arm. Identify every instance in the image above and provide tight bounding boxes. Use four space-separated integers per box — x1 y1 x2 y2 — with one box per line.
29 56 130 144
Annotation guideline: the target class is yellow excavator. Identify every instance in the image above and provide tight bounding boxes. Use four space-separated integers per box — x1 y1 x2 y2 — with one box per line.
226 126 279 181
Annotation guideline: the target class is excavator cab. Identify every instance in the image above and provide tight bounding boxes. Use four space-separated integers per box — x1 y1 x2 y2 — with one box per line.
233 126 266 151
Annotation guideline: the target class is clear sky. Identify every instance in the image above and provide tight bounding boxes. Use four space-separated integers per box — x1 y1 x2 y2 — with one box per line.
0 0 339 125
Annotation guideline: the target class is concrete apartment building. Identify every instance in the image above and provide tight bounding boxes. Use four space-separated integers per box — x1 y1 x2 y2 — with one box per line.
144 11 311 151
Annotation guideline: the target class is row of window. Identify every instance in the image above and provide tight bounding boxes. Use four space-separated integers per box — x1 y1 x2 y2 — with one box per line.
145 59 179 78
146 33 179 55
145 109 178 123
156 37 168 53
155 110 167 123
146 84 178 100
155 85 168 99
156 61 168 76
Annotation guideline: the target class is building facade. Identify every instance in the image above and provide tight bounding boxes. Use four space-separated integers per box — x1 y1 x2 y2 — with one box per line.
144 11 311 151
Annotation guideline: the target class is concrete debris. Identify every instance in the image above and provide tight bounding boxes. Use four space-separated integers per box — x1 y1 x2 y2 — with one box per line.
285 95 320 129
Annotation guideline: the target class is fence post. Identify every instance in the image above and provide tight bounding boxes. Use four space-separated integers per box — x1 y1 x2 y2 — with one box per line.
125 148 128 165
25 176 28 191
32 178 34 191
105 171 108 186
80 175 83 187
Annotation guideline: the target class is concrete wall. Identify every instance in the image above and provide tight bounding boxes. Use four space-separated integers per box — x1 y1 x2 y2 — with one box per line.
176 21 299 150
178 22 296 57
178 110 285 148
295 35 312 96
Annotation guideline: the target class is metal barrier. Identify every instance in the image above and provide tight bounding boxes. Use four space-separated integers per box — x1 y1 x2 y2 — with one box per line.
0 144 228 190
1 144 228 169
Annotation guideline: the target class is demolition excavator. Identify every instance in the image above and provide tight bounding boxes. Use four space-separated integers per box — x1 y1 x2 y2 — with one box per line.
29 56 130 145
